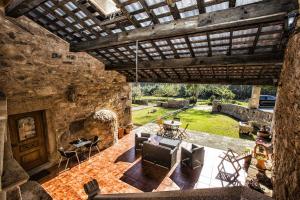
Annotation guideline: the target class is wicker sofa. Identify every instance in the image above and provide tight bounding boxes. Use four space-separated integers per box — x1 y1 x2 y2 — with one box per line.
142 141 178 169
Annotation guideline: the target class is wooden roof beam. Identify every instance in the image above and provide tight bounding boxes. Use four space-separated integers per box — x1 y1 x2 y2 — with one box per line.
105 53 283 70
229 0 236 8
135 77 278 85
71 0 296 52
5 0 47 17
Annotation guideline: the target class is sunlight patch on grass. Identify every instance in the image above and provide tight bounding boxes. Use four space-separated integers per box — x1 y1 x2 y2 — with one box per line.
133 107 176 126
174 109 239 138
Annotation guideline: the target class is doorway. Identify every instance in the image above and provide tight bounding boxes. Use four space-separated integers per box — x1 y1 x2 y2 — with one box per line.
8 110 48 171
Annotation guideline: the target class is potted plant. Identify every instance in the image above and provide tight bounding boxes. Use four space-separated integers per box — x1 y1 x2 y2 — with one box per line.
125 123 133 135
118 127 124 139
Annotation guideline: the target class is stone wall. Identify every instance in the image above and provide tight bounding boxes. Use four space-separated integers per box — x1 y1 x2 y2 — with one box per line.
0 10 131 165
0 93 7 198
272 25 300 199
160 100 189 109
212 101 273 125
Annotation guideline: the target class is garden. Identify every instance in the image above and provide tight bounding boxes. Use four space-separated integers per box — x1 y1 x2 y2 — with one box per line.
132 83 276 139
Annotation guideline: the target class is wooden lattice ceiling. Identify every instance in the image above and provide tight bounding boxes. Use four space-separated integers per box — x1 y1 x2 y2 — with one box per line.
5 0 299 85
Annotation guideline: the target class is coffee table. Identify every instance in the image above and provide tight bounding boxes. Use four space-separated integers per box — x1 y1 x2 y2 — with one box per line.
159 138 180 149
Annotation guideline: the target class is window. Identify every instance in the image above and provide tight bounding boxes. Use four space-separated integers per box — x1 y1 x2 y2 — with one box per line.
18 117 36 141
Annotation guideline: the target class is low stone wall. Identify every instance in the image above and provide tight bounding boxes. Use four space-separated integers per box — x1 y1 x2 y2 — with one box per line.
132 99 148 105
212 101 273 125
160 100 189 109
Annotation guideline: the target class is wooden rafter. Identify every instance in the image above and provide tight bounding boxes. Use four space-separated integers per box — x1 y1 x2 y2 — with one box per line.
229 0 236 8
106 53 283 70
6 0 47 17
196 0 205 14
112 0 141 28
167 1 181 20
71 0 294 52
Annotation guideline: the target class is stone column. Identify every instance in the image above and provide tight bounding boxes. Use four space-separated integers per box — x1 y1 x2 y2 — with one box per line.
272 20 300 199
248 85 261 109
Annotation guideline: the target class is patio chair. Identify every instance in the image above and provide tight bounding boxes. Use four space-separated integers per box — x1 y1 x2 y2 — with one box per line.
173 117 180 121
181 144 205 169
217 148 250 186
135 132 151 151
84 179 101 199
85 136 101 159
156 118 165 136
58 147 80 170
177 124 189 140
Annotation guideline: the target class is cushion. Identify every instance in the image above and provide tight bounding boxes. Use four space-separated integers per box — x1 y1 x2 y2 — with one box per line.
141 133 151 138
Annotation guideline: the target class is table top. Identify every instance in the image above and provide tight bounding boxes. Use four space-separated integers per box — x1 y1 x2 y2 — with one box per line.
163 120 182 126
159 138 180 147
73 140 91 148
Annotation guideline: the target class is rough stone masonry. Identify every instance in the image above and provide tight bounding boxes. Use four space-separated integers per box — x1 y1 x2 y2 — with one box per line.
272 17 300 200
0 9 132 165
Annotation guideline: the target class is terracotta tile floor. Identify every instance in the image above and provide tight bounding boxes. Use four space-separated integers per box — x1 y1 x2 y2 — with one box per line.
40 133 247 200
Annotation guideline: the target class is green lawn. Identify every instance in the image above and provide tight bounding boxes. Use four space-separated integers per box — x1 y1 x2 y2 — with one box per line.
173 109 239 138
133 107 240 139
133 107 176 126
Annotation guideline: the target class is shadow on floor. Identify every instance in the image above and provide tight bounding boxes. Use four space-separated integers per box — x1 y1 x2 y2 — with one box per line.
120 160 168 192
216 171 242 187
170 163 202 189
114 147 139 163
31 149 99 184
239 132 255 141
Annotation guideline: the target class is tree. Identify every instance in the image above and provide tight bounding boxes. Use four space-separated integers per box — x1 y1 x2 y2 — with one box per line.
153 84 180 97
132 84 142 100
186 84 201 103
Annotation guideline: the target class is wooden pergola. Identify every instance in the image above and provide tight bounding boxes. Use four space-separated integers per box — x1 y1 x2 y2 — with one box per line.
5 0 299 85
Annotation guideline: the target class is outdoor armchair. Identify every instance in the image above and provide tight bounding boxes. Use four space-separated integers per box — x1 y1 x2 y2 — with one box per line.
181 144 205 169
135 132 151 151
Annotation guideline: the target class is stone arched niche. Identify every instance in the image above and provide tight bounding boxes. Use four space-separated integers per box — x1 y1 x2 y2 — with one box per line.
84 109 118 149
59 109 118 150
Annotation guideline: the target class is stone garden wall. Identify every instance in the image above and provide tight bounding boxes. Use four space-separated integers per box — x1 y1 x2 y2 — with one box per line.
159 100 189 109
0 10 132 165
212 101 273 125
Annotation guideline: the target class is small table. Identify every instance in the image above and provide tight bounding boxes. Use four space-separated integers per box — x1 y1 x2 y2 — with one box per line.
72 140 92 161
73 140 91 148
163 120 182 138
159 138 180 149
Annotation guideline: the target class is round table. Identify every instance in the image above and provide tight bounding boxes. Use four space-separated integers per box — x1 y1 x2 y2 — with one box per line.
163 120 182 138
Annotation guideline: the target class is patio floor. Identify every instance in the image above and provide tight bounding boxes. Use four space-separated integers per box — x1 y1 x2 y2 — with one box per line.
39 131 247 200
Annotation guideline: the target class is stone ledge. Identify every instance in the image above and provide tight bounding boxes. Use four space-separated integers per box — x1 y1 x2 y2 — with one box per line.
7 181 52 200
1 159 29 191
92 186 273 200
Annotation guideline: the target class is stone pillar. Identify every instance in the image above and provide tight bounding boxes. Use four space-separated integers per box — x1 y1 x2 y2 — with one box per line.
272 21 300 199
248 85 261 109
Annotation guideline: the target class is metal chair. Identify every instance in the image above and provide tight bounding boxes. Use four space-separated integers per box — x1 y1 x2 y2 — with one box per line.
85 136 101 159
173 117 180 121
177 124 189 140
58 147 80 170
156 117 165 136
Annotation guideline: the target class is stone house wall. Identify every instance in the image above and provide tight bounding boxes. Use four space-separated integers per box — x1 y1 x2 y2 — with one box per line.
212 101 273 125
272 22 300 199
0 10 132 166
